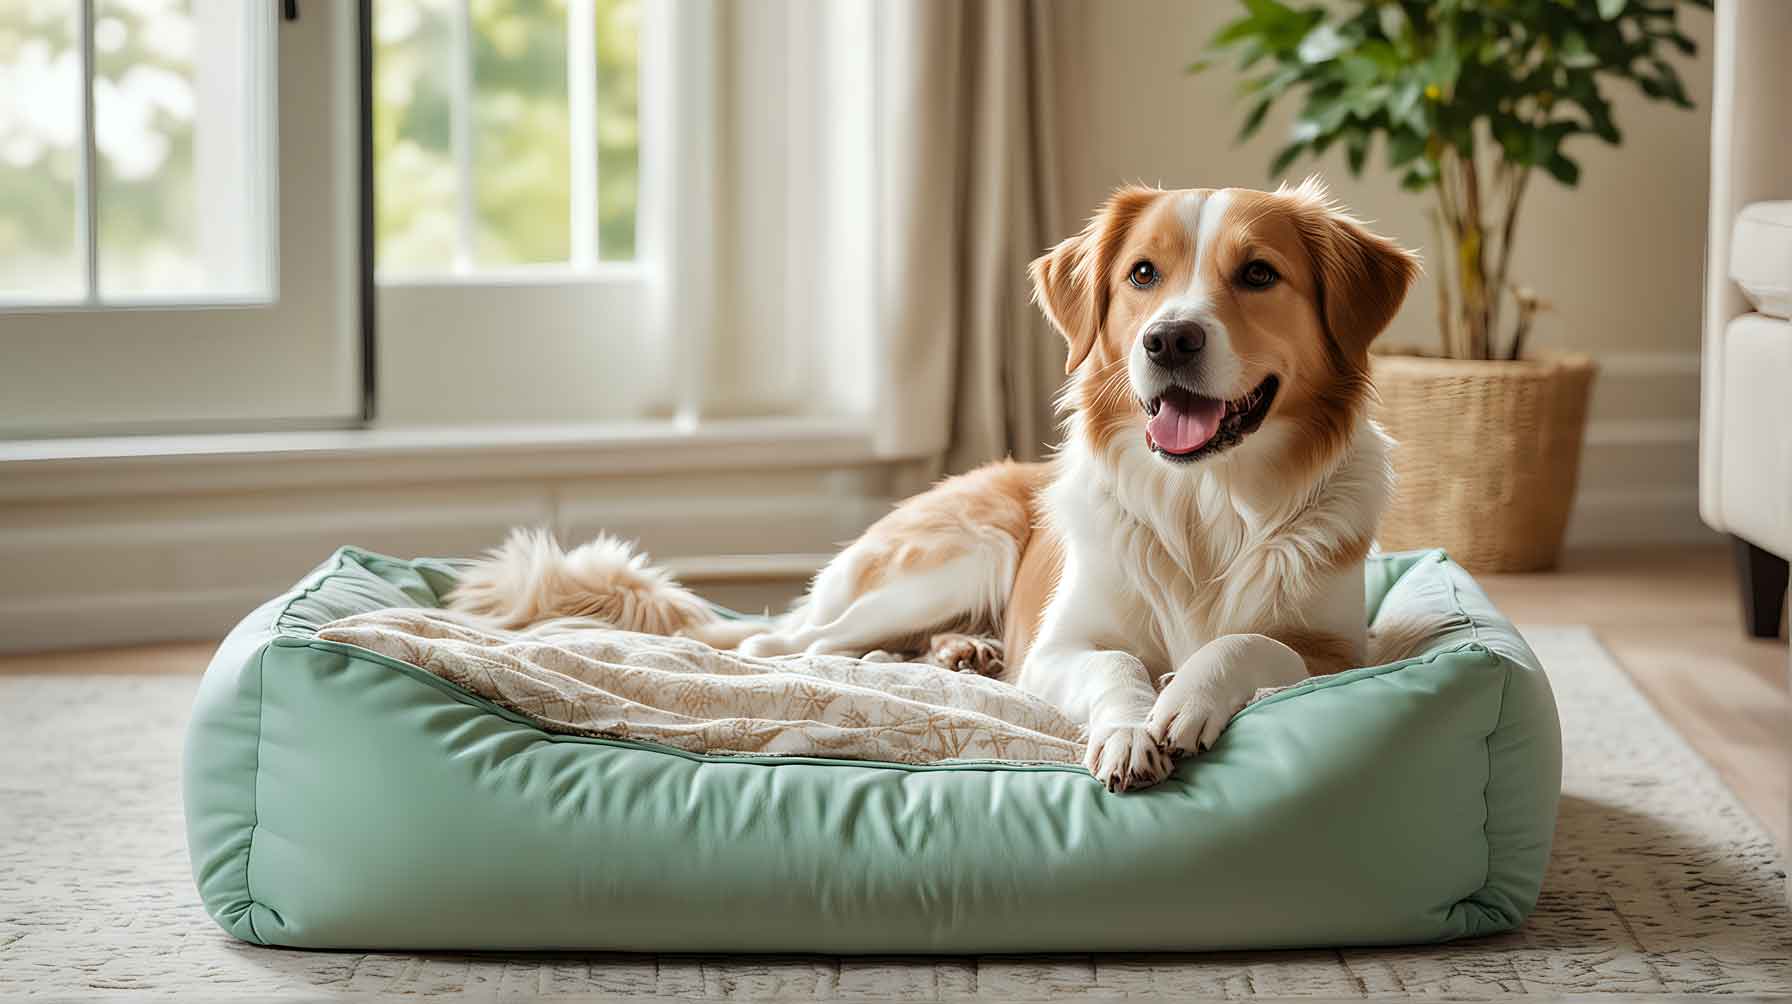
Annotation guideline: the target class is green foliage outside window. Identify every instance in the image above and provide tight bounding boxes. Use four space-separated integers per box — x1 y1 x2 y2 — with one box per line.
373 0 639 272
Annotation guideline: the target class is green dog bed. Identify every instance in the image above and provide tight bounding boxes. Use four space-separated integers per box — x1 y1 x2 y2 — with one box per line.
183 546 1560 953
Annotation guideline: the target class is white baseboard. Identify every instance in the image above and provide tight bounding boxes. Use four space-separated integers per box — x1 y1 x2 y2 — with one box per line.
1566 489 1719 548
0 494 875 654
0 423 923 653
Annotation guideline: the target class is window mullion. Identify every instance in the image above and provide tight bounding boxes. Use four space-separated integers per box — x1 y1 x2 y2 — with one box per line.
568 0 598 267
450 0 477 274
77 0 100 304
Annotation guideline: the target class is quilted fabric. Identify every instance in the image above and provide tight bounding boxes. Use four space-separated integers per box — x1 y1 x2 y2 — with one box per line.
182 547 1562 953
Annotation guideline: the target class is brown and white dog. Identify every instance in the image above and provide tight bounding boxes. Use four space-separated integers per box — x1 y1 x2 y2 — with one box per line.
450 180 1420 792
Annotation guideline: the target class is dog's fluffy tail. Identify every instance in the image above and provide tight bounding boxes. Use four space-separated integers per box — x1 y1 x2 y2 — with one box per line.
448 528 753 641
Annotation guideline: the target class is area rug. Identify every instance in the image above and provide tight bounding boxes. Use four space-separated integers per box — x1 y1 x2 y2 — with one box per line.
0 627 1786 999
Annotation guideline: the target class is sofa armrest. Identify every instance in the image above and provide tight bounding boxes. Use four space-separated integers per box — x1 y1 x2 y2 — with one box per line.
1702 0 1792 533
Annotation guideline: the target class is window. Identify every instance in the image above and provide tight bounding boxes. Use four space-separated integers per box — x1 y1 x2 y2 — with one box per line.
369 0 669 428
1 0 274 304
372 0 639 276
0 1 365 436
0 1 826 437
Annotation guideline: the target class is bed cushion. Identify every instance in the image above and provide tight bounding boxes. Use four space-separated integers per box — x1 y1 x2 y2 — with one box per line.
183 546 1561 953
1732 201 1792 318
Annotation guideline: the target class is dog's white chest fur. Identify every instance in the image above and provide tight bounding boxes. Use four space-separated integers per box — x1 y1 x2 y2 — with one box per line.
1041 416 1393 675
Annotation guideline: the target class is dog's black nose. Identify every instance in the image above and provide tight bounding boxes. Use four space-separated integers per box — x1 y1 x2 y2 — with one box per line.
1142 320 1206 369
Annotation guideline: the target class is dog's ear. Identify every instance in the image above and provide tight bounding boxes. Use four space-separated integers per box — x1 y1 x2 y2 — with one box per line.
1031 186 1160 375
1286 178 1421 361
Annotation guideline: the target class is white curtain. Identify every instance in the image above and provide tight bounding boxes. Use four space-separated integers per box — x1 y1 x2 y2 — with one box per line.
690 0 1065 471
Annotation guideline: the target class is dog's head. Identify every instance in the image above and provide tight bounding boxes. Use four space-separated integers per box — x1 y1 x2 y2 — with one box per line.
1032 180 1419 474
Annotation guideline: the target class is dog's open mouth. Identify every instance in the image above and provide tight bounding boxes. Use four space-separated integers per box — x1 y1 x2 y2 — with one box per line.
1142 375 1280 463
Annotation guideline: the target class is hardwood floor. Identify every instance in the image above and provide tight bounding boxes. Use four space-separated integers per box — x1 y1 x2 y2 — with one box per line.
3 545 1785 849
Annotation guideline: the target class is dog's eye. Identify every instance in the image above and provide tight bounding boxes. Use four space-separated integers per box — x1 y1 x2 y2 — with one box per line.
1128 260 1159 288
1239 260 1279 289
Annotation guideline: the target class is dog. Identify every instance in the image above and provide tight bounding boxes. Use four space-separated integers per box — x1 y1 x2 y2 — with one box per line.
450 179 1420 792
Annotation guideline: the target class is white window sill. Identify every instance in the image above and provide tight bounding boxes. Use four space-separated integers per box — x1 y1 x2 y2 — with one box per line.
0 416 906 501
376 261 648 289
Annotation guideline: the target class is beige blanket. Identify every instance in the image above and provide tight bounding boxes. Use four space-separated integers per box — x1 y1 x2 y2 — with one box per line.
316 609 1085 766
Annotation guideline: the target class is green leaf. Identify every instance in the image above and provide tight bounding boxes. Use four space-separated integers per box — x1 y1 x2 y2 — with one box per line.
1238 94 1276 142
1241 65 1302 98
1210 15 1263 48
1650 58 1690 105
1387 128 1429 167
1389 78 1424 128
1298 23 1350 63
1241 0 1297 21
1269 141 1307 177
1558 30 1600 69
1526 127 1560 165
1377 4 1407 44
1350 82 1392 117
1345 129 1371 175
1429 42 1461 94
1400 163 1438 192
1492 116 1529 162
1596 0 1627 19
1545 152 1582 186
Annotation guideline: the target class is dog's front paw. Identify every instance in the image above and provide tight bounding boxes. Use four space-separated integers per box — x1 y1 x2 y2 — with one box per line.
1145 667 1239 757
1146 634 1307 755
1084 722 1173 793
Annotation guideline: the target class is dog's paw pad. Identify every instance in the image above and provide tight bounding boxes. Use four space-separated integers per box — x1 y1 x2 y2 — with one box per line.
923 633 1005 677
1084 723 1172 793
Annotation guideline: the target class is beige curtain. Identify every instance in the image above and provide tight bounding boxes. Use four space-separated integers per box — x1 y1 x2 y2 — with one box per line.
874 1 1065 472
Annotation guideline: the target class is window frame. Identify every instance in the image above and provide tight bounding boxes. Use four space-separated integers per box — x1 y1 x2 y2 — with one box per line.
0 0 281 312
373 0 637 284
0 0 375 438
369 0 702 429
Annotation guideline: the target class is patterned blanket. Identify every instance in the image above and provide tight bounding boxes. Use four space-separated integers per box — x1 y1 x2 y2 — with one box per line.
316 609 1085 765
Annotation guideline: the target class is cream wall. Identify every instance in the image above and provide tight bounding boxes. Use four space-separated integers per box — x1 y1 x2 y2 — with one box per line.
1048 2 1716 546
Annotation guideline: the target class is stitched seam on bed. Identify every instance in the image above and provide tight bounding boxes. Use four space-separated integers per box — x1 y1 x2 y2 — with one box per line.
1227 641 1489 719
273 548 359 637
1440 555 1484 647
1439 555 1517 931
241 642 270 945
1480 657 1513 922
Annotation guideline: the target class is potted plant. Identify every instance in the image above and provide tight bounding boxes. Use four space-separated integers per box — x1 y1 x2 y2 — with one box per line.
1201 0 1707 571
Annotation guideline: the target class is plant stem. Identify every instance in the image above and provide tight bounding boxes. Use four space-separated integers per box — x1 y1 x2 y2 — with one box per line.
1425 204 1457 358
1455 149 1490 360
1493 167 1531 359
1434 154 1465 358
1485 160 1512 344
1509 293 1538 362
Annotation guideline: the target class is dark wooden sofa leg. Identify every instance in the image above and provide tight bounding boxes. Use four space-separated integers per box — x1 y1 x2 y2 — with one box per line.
1734 536 1789 639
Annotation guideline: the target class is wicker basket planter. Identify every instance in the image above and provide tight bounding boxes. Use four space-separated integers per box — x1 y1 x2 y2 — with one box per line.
1370 353 1597 573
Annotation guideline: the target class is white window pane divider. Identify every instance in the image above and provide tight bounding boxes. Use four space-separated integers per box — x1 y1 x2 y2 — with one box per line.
568 0 599 268
449 0 477 274
439 0 599 275
76 0 100 306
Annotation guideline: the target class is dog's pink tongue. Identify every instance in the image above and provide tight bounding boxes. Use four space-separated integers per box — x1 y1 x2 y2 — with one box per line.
1147 393 1225 454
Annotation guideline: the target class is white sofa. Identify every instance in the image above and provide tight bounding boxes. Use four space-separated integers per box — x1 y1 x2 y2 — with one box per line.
1702 0 1792 638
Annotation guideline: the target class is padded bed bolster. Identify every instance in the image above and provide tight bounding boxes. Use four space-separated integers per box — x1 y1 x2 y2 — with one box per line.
183 547 1561 953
